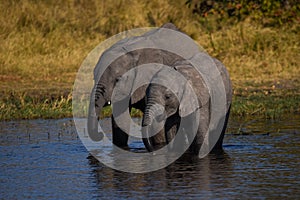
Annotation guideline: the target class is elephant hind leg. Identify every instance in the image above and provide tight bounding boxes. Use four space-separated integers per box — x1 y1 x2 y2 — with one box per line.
211 105 231 153
188 133 203 155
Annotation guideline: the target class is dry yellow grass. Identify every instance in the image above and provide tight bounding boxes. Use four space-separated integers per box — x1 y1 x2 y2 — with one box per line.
0 0 299 119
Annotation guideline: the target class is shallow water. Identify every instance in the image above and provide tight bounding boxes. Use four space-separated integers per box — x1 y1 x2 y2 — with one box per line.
0 116 299 199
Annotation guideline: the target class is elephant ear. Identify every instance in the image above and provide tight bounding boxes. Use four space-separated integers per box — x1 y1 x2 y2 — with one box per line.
174 65 210 117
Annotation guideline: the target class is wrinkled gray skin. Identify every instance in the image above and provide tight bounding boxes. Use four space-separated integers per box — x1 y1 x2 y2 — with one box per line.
142 57 232 155
87 23 186 147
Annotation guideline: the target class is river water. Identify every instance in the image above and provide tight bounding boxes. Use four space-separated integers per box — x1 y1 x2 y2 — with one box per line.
0 116 299 199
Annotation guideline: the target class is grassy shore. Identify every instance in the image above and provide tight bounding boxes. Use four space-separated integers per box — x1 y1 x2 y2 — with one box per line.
0 0 299 120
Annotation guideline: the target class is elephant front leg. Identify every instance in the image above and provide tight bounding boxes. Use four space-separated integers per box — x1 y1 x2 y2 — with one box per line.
150 129 166 150
164 115 180 144
150 115 179 150
111 115 129 148
164 115 193 154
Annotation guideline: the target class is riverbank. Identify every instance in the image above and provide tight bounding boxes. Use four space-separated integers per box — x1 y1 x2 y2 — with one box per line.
1 86 299 121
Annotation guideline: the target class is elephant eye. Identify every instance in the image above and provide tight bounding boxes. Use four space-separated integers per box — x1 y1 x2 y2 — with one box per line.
165 89 174 100
165 93 171 99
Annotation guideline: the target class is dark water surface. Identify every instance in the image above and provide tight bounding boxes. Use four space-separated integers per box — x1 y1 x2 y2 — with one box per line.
0 116 299 199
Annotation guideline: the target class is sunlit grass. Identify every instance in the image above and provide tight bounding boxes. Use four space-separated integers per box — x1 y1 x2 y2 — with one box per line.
0 92 72 120
0 0 299 120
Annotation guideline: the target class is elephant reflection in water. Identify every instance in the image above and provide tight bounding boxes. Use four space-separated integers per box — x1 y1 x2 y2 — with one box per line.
87 152 233 198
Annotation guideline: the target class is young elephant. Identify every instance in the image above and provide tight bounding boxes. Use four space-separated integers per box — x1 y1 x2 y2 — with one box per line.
142 53 232 156
87 23 200 148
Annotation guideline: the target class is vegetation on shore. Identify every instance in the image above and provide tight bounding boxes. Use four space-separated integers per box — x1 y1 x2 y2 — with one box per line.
0 0 299 120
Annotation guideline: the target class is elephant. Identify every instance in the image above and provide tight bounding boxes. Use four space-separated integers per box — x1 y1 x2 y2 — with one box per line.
87 23 201 148
142 53 232 155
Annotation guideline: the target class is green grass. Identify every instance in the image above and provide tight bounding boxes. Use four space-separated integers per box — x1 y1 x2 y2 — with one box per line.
0 91 72 120
232 91 300 118
0 0 299 120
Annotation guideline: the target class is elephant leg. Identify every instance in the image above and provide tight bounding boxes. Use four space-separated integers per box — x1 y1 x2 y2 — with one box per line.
188 132 204 155
188 107 209 155
211 105 231 153
112 115 129 148
165 124 177 145
150 129 165 149
164 114 180 144
168 114 198 154
150 115 179 150
170 125 189 154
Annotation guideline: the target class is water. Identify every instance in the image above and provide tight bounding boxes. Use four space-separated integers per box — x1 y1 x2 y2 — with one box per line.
0 116 299 199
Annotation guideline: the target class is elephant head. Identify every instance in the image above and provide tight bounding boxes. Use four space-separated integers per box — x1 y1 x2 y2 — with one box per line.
87 48 160 141
87 47 137 141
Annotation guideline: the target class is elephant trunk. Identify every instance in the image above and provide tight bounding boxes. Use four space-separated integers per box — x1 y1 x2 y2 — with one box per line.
142 108 153 127
87 90 105 141
142 101 165 152
142 107 154 152
142 103 159 152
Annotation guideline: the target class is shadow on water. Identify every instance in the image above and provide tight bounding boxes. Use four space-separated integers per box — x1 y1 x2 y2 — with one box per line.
0 115 299 199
